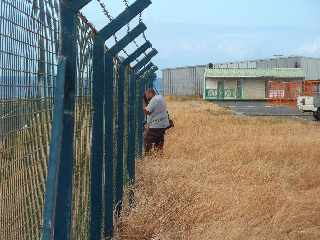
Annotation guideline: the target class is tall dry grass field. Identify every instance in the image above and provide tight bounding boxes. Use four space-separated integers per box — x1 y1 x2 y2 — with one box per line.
119 99 320 240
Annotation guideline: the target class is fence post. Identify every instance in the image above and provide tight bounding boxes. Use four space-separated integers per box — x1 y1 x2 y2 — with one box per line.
101 20 147 240
90 14 149 237
148 71 157 89
115 64 126 215
104 54 114 239
95 0 152 234
42 57 66 240
138 76 146 157
120 42 152 205
132 50 158 158
42 1 92 239
90 36 105 240
53 4 77 238
103 30 147 239
127 70 137 205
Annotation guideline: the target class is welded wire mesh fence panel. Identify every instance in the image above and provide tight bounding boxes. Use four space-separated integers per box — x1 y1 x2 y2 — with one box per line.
113 62 131 210
127 71 137 188
71 14 94 240
0 0 59 239
1 0 155 238
135 78 142 157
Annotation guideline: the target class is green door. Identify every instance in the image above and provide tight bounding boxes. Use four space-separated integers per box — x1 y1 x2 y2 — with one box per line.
217 80 224 100
236 79 243 99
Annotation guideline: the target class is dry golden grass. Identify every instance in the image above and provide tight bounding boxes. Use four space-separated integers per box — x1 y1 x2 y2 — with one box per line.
118 99 320 240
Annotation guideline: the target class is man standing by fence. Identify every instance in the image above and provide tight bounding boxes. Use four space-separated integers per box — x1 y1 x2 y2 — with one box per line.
143 89 170 153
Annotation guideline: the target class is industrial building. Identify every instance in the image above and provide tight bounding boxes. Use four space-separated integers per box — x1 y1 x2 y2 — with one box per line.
162 56 320 98
204 68 304 100
161 65 206 96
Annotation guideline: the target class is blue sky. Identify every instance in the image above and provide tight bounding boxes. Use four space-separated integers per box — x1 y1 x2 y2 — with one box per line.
82 0 320 70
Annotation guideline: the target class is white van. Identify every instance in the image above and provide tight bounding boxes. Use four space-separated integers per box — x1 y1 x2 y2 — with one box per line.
297 96 320 121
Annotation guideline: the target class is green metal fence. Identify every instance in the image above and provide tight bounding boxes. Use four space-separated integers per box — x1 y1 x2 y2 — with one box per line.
0 0 158 239
205 88 237 100
71 13 94 239
0 0 58 239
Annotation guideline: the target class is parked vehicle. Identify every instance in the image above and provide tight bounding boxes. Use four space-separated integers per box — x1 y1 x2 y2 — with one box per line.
297 96 320 121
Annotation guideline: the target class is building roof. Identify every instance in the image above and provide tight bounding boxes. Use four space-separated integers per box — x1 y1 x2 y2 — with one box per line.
162 56 320 72
205 68 305 79
162 64 206 71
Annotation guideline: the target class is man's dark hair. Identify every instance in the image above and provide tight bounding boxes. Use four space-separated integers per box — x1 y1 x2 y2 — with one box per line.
144 93 149 105
144 88 156 105
146 88 156 95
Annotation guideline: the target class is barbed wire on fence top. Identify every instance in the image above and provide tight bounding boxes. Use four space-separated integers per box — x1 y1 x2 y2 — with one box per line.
122 0 149 59
122 0 140 49
95 0 130 57
78 12 97 35
78 0 155 69
94 0 151 64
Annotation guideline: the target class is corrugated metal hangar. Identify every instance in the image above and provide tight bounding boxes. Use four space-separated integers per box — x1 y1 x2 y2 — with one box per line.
161 65 206 96
162 56 320 98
